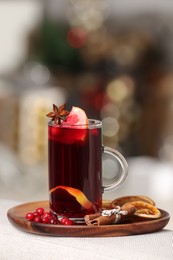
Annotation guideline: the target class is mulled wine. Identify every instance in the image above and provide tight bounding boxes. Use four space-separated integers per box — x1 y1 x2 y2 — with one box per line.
48 120 102 219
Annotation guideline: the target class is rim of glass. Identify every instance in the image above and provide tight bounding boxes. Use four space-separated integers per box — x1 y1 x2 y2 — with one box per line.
48 119 102 128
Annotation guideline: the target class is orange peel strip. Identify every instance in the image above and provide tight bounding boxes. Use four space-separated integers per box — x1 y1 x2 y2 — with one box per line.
49 186 93 210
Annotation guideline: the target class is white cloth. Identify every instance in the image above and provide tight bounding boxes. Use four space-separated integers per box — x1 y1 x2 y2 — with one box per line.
1 199 173 260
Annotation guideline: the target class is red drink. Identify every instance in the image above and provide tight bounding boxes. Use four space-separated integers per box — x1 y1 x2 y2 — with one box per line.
48 120 102 219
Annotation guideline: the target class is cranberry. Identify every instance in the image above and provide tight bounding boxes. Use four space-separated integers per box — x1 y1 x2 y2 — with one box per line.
36 207 44 216
60 217 74 225
33 211 40 217
41 217 49 224
25 207 64 225
49 219 57 224
48 215 58 224
60 217 68 224
42 212 52 219
33 216 42 223
26 212 34 221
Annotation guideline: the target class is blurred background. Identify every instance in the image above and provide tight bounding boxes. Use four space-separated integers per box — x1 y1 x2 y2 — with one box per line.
0 0 173 228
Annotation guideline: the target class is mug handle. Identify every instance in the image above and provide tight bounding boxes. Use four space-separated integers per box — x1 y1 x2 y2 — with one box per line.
102 146 128 192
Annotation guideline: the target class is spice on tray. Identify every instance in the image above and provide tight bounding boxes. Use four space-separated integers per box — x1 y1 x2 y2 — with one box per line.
84 204 136 226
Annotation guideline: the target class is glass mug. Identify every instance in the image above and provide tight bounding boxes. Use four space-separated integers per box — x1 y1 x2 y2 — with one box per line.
48 119 128 221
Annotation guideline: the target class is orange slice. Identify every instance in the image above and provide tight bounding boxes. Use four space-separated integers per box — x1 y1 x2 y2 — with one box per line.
49 186 93 210
62 106 88 126
111 195 155 208
126 201 161 219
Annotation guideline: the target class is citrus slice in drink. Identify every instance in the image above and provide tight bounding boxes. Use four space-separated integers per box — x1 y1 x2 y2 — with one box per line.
59 106 88 143
62 106 88 126
48 106 89 144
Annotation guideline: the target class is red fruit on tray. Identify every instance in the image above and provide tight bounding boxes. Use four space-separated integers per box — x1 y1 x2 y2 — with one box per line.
36 207 44 216
33 216 42 223
25 208 61 225
60 217 74 225
26 212 34 221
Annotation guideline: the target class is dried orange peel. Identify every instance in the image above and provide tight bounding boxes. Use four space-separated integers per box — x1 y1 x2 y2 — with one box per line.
111 195 155 208
125 201 161 219
109 195 161 219
49 186 93 210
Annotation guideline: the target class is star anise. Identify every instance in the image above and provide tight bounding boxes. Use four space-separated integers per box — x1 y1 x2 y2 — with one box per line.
46 104 70 124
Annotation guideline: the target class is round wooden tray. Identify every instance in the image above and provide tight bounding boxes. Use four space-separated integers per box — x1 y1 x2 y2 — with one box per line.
7 201 170 237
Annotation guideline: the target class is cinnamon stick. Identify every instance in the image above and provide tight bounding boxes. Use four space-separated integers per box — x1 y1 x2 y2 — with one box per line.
84 212 101 225
84 203 136 226
119 203 136 223
85 214 116 226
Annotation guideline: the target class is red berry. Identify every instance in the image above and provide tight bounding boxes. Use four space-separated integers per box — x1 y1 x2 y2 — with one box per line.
33 216 42 223
60 217 68 224
26 212 34 221
41 217 49 224
42 212 52 219
36 207 44 216
33 211 40 217
48 218 57 224
64 219 74 225
25 208 61 225
60 217 74 225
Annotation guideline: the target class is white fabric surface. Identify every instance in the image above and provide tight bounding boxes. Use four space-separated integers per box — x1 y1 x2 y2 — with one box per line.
1 199 173 260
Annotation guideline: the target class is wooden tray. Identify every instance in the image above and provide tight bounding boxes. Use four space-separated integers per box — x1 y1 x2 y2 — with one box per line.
7 201 170 237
